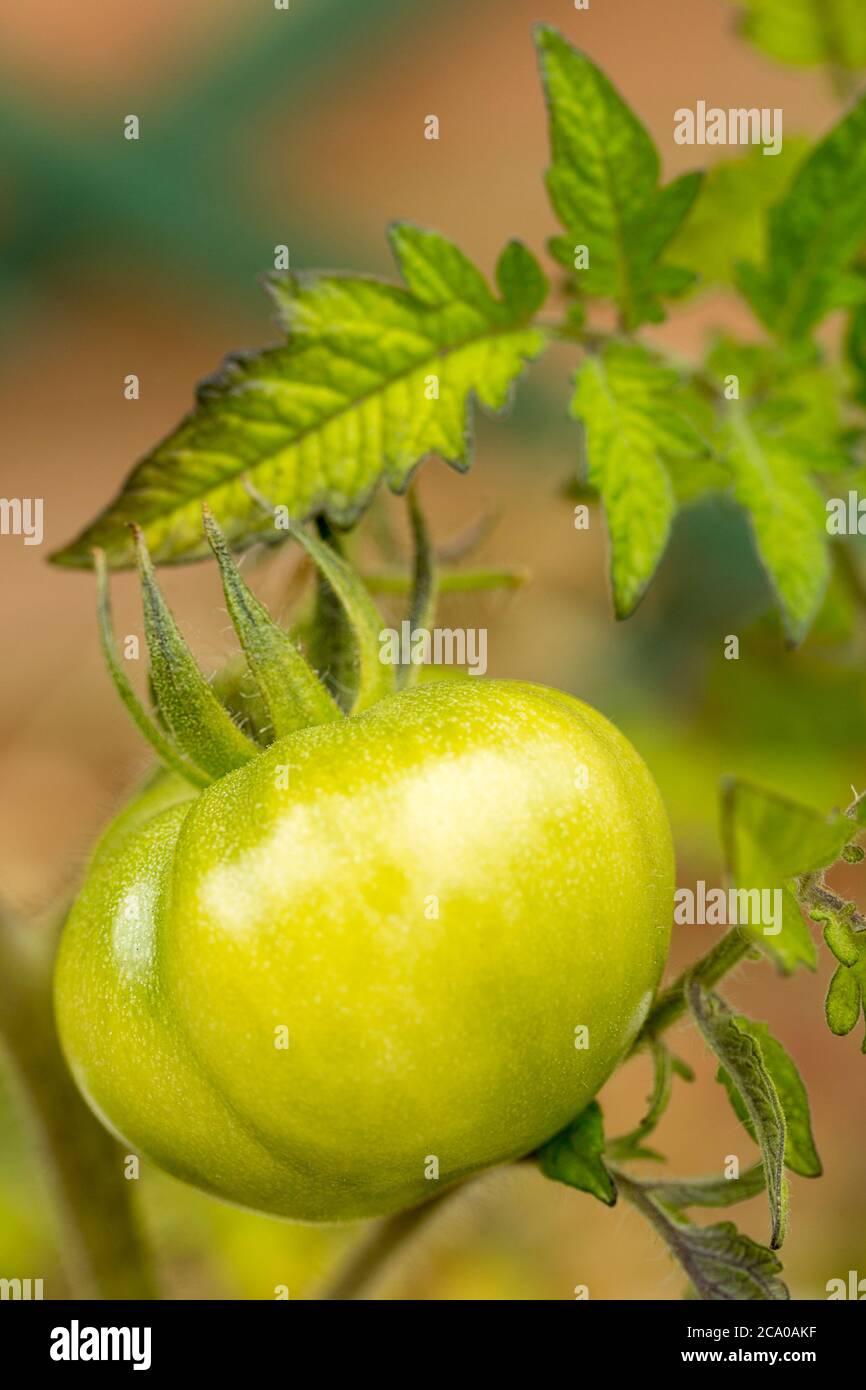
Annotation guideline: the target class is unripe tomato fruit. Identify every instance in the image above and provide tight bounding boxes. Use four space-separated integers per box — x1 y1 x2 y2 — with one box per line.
55 679 673 1221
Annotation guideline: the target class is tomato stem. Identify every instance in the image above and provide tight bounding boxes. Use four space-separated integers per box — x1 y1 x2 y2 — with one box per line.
0 905 157 1299
400 487 438 690
364 566 529 595
631 927 754 1052
317 1188 459 1300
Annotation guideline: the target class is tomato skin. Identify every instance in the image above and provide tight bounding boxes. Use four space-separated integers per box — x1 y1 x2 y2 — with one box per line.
54 679 674 1222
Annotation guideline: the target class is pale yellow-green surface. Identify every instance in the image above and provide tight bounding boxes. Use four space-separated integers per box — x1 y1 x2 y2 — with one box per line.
54 680 673 1221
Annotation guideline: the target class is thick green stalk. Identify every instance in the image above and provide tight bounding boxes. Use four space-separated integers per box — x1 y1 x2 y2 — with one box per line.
318 1189 456 1301
364 566 528 595
400 488 438 690
631 927 753 1054
0 912 156 1299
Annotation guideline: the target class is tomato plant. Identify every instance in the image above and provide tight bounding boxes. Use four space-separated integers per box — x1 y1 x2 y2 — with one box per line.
2 12 865 1305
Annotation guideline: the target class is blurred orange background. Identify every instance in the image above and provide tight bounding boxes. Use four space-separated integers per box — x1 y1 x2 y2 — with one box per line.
0 0 863 1299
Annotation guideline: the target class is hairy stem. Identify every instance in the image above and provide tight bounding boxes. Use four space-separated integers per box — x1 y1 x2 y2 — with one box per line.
364 566 529 595
609 1166 665 1221
798 871 866 932
0 909 157 1299
631 927 753 1053
318 1188 457 1301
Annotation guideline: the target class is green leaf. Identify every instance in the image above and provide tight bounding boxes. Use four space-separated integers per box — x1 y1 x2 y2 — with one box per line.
202 506 343 740
826 960 862 1034
822 914 861 967
619 1175 789 1300
134 527 259 780
648 1163 766 1210
715 1017 822 1178
538 1101 617 1206
825 936 866 1048
570 343 708 617
846 299 866 406
660 1216 789 1300
735 0 866 69
702 340 851 643
687 983 788 1249
535 25 701 328
607 1042 672 1161
668 142 809 289
723 403 831 644
720 779 855 972
51 226 547 569
736 94 866 340
705 337 845 440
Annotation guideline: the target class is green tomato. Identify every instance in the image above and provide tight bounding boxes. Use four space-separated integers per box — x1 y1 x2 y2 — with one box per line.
54 679 673 1222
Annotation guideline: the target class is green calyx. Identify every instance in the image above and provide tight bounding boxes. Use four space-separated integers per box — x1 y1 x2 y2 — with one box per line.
202 507 343 740
94 500 440 788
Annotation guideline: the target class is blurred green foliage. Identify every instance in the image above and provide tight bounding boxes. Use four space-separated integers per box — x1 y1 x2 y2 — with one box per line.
734 0 866 71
